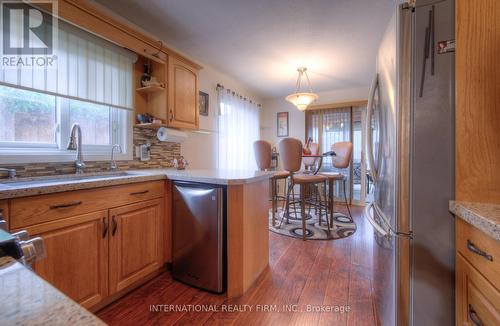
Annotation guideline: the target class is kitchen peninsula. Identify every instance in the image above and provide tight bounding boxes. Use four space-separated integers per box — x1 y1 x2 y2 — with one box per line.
0 168 273 317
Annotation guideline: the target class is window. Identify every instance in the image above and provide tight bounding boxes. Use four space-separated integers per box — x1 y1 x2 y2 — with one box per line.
0 84 131 163
0 16 136 163
217 88 260 170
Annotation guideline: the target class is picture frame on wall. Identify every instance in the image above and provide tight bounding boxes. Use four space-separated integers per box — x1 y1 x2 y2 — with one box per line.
277 112 289 137
199 91 209 116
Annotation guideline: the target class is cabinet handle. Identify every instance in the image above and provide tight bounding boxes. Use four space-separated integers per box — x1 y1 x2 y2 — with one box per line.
169 109 173 122
111 216 117 236
467 240 493 261
102 217 108 238
468 304 483 326
130 190 149 195
49 201 82 209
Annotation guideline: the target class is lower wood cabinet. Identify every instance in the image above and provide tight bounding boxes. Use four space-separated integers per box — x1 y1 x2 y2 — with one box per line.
109 199 163 294
10 181 170 310
456 253 500 325
28 211 109 309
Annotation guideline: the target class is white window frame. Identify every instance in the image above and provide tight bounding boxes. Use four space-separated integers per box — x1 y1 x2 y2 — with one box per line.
0 89 133 164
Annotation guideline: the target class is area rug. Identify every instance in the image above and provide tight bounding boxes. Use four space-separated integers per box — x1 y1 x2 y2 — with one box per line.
268 208 356 240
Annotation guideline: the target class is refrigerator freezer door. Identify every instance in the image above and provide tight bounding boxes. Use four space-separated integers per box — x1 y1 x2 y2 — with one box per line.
411 0 455 324
370 5 401 326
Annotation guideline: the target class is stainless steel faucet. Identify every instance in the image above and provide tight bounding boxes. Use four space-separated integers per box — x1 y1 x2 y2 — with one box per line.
0 167 16 179
67 123 85 174
110 144 122 171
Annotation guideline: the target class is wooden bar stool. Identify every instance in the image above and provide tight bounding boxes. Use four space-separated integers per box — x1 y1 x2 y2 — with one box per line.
320 141 353 226
253 140 289 226
278 137 329 240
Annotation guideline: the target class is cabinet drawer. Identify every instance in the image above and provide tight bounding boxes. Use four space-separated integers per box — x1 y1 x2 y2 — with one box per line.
456 218 500 290
10 181 164 229
456 254 500 326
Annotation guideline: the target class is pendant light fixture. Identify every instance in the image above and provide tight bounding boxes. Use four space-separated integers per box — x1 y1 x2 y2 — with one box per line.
285 67 318 111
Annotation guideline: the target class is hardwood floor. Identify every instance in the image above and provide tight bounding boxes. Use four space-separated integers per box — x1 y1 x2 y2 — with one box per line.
97 205 377 326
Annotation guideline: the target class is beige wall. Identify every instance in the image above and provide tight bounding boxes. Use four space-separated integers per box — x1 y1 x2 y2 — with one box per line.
259 86 369 149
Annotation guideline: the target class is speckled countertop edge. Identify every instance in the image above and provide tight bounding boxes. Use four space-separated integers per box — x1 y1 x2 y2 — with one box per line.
449 200 500 241
0 168 274 199
0 256 105 325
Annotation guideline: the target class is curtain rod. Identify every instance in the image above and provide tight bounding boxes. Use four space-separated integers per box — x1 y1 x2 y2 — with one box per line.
216 83 262 107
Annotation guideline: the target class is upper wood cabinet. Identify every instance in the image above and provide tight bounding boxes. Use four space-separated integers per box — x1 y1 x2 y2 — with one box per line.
167 56 199 130
29 211 109 309
108 199 163 294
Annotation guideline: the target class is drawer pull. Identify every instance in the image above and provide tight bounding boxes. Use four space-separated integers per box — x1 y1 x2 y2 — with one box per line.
102 217 108 238
130 190 149 195
112 216 117 236
467 239 493 261
169 110 173 122
49 201 82 209
468 304 483 326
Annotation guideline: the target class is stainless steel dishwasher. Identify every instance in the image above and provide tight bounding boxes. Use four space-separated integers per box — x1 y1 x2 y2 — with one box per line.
172 181 226 293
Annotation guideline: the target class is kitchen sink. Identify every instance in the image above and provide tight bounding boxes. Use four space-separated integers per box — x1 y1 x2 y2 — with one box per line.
0 172 137 187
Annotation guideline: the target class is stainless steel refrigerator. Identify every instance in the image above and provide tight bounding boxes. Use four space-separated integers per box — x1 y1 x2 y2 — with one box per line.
365 1 455 325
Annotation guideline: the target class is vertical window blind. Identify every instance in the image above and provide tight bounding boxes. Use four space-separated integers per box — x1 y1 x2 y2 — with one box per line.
0 18 137 110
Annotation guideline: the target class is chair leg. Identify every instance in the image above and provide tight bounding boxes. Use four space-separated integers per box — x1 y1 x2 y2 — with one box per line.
323 180 330 234
291 184 297 222
279 179 293 228
271 178 276 227
281 178 287 211
329 179 334 227
300 184 307 241
343 179 353 221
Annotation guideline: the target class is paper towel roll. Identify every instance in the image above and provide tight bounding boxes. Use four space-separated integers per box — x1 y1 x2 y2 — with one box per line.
157 127 187 142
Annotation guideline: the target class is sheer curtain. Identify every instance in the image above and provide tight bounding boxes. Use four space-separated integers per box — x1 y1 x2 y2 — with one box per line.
217 88 260 170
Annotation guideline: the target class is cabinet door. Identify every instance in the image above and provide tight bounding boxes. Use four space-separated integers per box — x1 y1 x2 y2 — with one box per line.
28 211 109 309
456 253 500 326
167 56 199 129
109 198 163 294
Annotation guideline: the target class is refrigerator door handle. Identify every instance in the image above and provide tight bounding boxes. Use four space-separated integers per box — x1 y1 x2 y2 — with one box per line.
372 204 414 239
364 202 389 236
366 73 379 181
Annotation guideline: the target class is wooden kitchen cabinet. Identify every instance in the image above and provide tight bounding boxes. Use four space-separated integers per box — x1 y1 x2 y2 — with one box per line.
456 254 500 325
167 56 199 130
27 211 109 309
109 198 163 294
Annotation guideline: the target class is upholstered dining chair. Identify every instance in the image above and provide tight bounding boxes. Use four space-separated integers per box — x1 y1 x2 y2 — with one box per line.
253 140 289 226
320 141 353 226
278 137 329 240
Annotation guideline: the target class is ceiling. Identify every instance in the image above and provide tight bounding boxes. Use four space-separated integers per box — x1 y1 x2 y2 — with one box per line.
95 0 396 99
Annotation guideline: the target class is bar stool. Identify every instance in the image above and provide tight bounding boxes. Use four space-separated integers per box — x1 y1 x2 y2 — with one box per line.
253 140 289 226
320 141 353 226
278 138 329 240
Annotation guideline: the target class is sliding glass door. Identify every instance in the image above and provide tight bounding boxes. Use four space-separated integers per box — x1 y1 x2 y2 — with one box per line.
306 105 368 205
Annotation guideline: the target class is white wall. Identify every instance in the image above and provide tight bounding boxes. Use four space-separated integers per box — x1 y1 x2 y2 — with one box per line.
181 65 263 169
260 86 369 149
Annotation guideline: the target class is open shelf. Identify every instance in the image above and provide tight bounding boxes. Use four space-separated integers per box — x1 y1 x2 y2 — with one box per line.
136 85 165 94
134 123 168 129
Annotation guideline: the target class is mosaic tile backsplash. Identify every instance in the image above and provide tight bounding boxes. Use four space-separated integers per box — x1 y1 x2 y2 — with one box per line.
0 127 181 178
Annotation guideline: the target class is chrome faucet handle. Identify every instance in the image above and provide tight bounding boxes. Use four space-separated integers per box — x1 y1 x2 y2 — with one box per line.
110 144 122 171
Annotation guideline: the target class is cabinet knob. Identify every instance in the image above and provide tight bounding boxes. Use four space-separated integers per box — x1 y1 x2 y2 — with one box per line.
468 304 483 326
467 239 493 261
112 216 118 236
169 109 173 122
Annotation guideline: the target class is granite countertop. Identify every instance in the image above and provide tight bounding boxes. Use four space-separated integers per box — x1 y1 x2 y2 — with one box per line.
0 256 104 325
449 201 500 241
0 168 274 199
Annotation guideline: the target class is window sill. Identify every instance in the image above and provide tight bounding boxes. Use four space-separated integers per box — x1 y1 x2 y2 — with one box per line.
0 149 133 164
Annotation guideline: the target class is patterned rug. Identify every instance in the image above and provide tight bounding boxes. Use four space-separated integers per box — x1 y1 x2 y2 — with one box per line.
269 208 356 240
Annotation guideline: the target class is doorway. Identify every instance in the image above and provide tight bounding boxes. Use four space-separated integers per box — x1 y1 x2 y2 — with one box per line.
305 104 369 205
